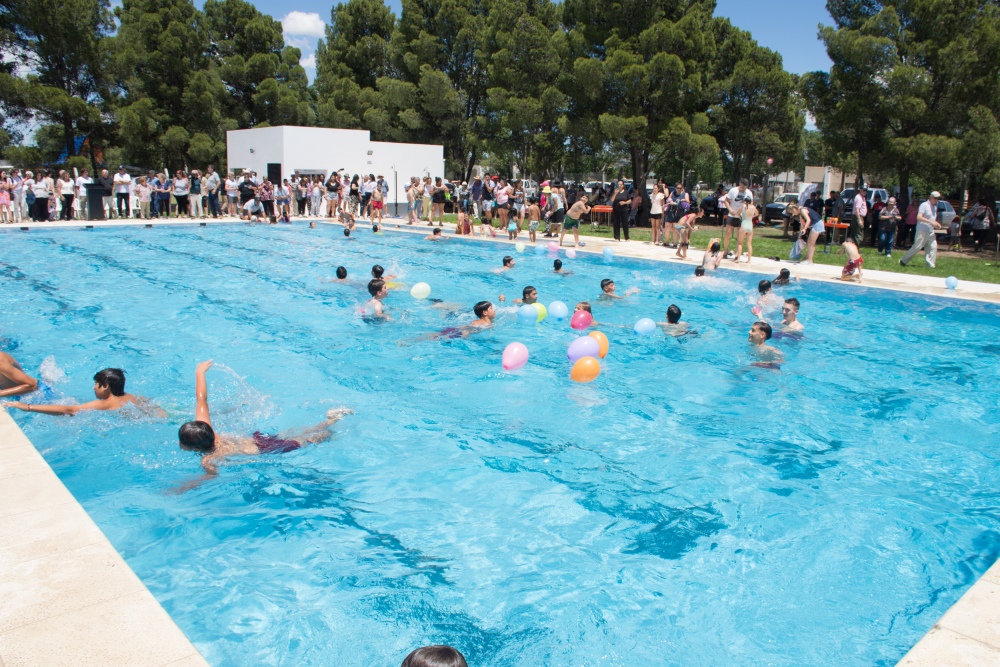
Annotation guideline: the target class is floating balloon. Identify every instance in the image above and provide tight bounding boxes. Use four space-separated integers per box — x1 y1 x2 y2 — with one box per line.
946 276 959 290
566 248 577 259
570 356 601 383
533 302 548 322
570 310 594 330
410 282 431 299
634 317 656 336
603 247 615 261
502 342 529 370
518 304 539 324
515 241 526 253
588 331 609 358
534 243 547 255
549 301 569 321
547 241 559 253
567 335 600 362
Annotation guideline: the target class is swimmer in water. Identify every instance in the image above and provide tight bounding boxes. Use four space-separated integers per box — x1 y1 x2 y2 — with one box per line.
320 266 350 284
599 278 639 300
659 304 693 337
371 264 398 281
702 240 722 270
344 228 353 238
3 368 164 417
425 228 446 241
781 298 803 332
693 266 706 277
177 360 351 479
575 301 591 313
499 256 515 271
412 301 497 343
753 279 781 316
553 259 572 274
499 285 537 305
0 351 38 398
772 268 792 286
309 220 316 228
748 321 783 367
366 279 389 318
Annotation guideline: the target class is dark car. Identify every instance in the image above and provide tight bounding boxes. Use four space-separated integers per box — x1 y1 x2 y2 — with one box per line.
764 193 800 222
839 188 889 221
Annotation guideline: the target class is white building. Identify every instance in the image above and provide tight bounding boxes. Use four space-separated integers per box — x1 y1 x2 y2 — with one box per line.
226 126 445 206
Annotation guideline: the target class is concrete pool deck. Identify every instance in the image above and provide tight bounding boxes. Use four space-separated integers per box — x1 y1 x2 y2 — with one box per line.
2 214 998 665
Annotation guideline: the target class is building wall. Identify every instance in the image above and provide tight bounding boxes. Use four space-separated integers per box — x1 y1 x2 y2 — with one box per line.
225 126 284 178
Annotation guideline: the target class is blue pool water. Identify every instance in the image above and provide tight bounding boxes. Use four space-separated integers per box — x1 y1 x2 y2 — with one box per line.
2 223 999 666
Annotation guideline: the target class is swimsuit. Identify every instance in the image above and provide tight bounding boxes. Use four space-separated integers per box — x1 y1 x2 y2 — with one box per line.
252 432 301 454
507 222 517 231
529 220 539 231
843 256 863 276
563 216 579 230
438 327 463 339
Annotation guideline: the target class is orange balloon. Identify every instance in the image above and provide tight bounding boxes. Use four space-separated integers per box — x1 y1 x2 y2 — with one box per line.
588 331 609 358
570 356 601 383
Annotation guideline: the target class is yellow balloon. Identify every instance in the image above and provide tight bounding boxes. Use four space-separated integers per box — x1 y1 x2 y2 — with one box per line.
386 281 403 289
534 303 547 322
588 331 609 358
570 356 601 383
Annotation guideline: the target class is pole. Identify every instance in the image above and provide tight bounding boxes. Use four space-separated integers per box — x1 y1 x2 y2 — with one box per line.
394 170 398 218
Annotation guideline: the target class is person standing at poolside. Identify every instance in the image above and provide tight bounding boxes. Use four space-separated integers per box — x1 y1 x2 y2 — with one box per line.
899 191 943 269
3 368 164 416
75 169 92 221
721 179 753 259
786 203 824 264
848 187 867 246
878 196 901 258
559 194 590 247
113 166 132 219
0 351 38 398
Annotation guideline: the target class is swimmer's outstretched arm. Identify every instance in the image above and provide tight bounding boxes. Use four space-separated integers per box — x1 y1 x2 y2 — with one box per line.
0 358 38 398
195 360 213 426
2 400 107 416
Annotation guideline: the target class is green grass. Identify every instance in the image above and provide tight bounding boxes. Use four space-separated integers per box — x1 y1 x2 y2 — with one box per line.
404 214 1000 284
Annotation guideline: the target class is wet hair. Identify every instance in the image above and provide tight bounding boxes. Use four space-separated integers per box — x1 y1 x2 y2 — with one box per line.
600 278 614 291
502 256 514 267
93 368 126 396
372 224 379 233
666 304 681 324
694 266 705 276
473 300 492 317
553 259 562 270
372 264 385 278
178 420 216 452
710 241 721 253
758 279 772 295
401 645 468 667
752 321 773 340
522 285 536 298
269 215 277 223
344 228 351 237
576 301 592 313
432 228 441 235
784 297 800 310
779 268 791 279
336 266 347 279
368 279 386 296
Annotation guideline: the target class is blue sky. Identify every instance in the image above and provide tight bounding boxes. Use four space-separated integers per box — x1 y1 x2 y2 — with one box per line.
238 0 834 80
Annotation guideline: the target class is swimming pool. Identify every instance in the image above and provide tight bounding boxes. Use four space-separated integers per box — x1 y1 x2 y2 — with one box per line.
2 223 998 666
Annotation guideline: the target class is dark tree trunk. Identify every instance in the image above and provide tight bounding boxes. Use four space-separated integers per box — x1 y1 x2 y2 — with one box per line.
464 148 478 183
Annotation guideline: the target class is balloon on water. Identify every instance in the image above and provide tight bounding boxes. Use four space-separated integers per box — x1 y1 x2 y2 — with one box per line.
410 282 431 299
570 356 601 383
588 330 609 358
570 310 593 330
518 304 538 324
547 241 559 253
533 302 547 322
515 241 526 253
534 243 547 255
567 335 600 362
502 342 529 370
603 247 615 261
566 248 577 259
634 317 656 336
549 301 569 321
946 276 958 290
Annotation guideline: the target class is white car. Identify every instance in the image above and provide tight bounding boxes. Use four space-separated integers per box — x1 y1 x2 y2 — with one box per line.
521 179 538 200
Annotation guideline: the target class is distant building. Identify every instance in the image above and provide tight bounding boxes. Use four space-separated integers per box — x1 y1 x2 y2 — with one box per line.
804 166 858 194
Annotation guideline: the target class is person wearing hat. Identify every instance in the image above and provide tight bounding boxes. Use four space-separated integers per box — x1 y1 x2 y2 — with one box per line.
899 191 943 268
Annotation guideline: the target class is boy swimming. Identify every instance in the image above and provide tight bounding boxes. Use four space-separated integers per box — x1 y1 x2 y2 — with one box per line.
499 256 515 271
366 279 389 318
3 368 164 416
599 278 639 300
177 361 351 476
659 305 692 337
425 228 446 241
553 259 572 274
499 286 537 305
748 321 783 367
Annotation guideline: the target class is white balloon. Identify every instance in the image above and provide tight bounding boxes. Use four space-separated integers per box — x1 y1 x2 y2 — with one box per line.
410 282 431 299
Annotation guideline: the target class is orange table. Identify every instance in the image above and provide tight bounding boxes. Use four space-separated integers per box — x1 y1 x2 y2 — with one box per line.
824 221 850 250
590 205 613 229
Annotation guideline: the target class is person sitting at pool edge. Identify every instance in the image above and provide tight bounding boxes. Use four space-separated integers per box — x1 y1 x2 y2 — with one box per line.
425 228 446 241
367 279 389 318
0 350 38 398
748 321 783 366
781 298 803 332
702 240 722 271
242 196 265 222
4 368 164 416
499 285 536 305
178 360 351 476
599 278 639 300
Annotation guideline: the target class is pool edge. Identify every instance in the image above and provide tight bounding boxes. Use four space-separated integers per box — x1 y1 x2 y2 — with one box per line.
0 409 210 667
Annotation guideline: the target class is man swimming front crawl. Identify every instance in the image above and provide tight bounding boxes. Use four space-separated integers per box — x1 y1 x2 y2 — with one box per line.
0 351 38 398
3 368 163 416
178 360 350 475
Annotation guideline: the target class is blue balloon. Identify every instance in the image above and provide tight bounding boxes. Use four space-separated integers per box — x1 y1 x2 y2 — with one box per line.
603 247 615 260
945 276 958 290
549 300 569 321
634 317 656 336
534 243 547 255
518 304 539 324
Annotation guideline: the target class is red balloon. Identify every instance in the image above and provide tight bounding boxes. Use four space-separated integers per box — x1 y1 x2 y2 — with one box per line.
570 310 593 330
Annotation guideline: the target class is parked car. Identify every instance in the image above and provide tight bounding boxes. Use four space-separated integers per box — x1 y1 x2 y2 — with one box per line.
764 193 800 222
840 187 889 220
936 200 957 227
521 179 538 200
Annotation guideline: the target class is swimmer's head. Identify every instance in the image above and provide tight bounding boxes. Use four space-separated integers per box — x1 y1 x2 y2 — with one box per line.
575 301 592 313
783 298 800 317
710 241 721 253
666 305 681 324
694 266 706 277
344 228 351 237
336 266 348 279
503 256 514 267
372 224 379 233
401 645 468 667
368 279 387 297
371 264 385 278
93 368 126 398
600 279 615 293
432 228 441 235
749 321 773 344
553 259 562 271
758 279 772 295
522 286 537 303
178 420 216 453
474 300 494 318
779 268 791 280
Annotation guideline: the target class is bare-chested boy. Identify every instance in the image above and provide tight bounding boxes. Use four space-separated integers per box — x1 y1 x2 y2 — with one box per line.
0 351 38 398
559 195 590 247
3 368 163 416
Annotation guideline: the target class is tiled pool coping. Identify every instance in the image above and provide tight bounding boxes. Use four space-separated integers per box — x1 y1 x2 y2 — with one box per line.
2 215 997 666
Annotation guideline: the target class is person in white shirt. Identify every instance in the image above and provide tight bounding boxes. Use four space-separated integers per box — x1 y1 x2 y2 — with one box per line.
75 169 93 220
242 196 265 221
10 170 25 223
225 173 239 216
56 170 76 221
720 178 753 258
113 166 132 218
849 187 867 246
899 191 943 268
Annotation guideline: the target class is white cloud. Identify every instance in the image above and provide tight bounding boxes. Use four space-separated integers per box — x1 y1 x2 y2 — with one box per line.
282 11 326 38
300 53 316 69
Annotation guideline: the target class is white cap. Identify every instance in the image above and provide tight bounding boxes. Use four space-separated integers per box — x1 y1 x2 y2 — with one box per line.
930 191 941 199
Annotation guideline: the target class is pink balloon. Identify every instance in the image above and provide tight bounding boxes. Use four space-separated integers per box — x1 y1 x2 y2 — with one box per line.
547 241 559 252
570 310 593 330
567 335 600 362
502 342 529 370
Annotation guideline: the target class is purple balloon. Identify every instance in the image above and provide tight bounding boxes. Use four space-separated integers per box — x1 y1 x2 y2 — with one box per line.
567 335 601 362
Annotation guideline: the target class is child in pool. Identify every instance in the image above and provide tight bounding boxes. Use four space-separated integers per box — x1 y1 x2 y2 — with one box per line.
371 264 397 281
425 228 447 241
748 321 783 368
499 285 537 305
553 259 572 274
177 361 351 478
658 304 693 337
3 368 164 417
427 301 496 340
498 256 515 272
366 279 389 318
772 268 792 285
599 278 639 300
702 240 723 270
